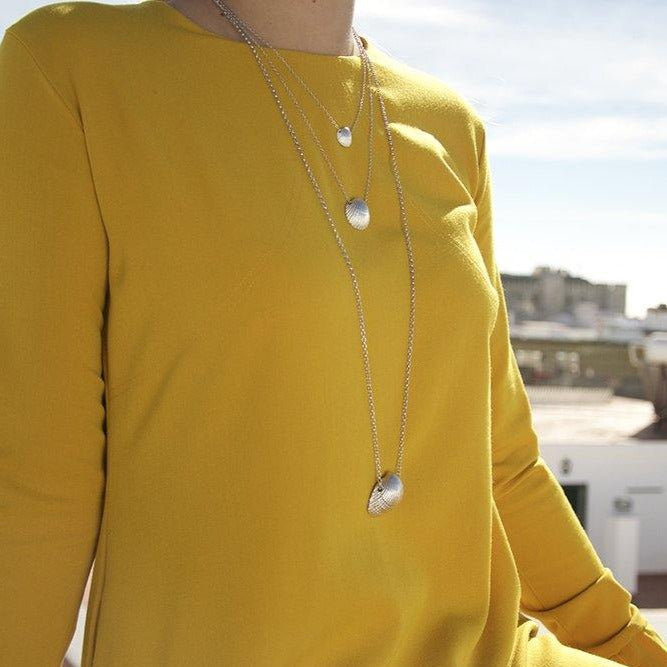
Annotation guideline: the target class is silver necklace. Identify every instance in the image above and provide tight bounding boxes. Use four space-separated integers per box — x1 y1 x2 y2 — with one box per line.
210 0 374 231
215 11 416 516
210 0 368 148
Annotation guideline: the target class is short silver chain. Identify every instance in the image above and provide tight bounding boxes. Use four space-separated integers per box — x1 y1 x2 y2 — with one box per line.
211 2 369 133
211 0 374 205
213 5 416 489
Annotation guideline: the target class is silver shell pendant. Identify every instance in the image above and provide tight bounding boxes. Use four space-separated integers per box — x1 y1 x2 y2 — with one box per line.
337 126 352 147
367 472 404 516
345 197 370 230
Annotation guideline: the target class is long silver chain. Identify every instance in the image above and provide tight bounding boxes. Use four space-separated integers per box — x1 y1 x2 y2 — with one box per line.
212 6 416 514
212 0 375 211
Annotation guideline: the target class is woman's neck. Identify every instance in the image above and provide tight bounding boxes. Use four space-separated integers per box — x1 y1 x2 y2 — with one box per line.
164 0 358 56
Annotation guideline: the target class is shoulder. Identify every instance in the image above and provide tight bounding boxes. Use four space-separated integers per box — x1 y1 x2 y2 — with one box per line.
2 2 150 120
4 1 135 45
369 40 486 161
3 1 154 74
368 41 487 198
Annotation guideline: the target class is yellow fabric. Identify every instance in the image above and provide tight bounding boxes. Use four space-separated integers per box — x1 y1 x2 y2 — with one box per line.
1 2 665 665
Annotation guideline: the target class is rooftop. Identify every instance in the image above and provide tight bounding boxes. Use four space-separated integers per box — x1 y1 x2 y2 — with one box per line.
527 387 661 445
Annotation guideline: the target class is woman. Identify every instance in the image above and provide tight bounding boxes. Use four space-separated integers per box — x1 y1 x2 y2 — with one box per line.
0 1 665 665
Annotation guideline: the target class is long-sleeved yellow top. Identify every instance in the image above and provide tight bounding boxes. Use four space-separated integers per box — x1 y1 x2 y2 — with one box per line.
1 2 666 666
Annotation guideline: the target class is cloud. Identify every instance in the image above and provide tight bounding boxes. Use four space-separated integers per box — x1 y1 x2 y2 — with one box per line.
497 207 666 230
358 0 667 161
488 116 667 160
357 0 490 29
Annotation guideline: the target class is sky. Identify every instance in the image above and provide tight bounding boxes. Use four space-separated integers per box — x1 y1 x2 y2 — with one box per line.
2 0 665 318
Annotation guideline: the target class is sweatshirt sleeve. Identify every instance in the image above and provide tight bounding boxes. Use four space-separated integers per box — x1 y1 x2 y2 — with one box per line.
0 27 108 665
470 119 667 666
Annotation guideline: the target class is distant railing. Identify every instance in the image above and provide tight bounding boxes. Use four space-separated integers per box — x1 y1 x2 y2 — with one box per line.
526 385 613 404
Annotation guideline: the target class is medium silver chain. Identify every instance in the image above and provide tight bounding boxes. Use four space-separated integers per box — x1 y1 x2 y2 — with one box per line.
211 0 375 206
213 6 416 490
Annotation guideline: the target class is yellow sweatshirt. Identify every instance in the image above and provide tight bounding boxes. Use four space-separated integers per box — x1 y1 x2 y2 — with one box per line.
1 2 666 665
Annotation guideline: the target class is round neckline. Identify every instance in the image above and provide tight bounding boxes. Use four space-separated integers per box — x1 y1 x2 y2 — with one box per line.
149 0 374 65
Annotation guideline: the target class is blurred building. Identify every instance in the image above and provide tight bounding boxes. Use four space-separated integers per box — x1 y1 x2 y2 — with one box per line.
501 265 627 322
498 267 667 398
645 303 667 333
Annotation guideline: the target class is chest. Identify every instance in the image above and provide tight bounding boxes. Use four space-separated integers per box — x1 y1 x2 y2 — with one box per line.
84 76 498 396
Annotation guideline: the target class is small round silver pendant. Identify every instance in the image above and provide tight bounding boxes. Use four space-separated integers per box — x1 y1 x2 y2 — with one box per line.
345 197 370 230
336 126 352 147
367 472 404 516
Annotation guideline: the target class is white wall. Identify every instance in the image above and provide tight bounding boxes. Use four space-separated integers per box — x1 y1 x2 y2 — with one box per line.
540 441 667 574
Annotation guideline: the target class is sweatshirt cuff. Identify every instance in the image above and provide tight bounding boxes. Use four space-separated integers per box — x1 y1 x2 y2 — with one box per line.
522 567 667 664
605 616 667 667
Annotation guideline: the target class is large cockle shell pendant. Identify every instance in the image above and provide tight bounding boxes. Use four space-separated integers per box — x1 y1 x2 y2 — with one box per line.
345 197 370 230
337 126 352 147
367 472 404 516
